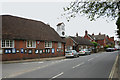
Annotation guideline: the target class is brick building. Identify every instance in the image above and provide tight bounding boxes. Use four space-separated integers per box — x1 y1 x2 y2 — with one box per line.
0 15 65 61
64 35 93 52
84 30 115 48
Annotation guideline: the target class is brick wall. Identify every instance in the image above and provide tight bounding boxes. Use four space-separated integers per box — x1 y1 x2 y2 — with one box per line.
65 37 74 51
1 40 65 61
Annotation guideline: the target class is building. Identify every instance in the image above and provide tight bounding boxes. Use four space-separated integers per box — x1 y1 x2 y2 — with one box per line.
56 22 65 37
65 34 93 52
0 15 65 61
84 30 115 48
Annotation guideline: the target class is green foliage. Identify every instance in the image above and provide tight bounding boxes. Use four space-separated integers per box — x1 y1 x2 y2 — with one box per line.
92 42 98 47
116 14 120 38
119 42 120 45
63 1 120 21
63 0 120 38
105 45 110 48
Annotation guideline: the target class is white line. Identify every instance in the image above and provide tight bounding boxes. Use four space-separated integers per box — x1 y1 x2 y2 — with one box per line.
51 72 64 79
22 61 44 64
72 62 84 68
108 55 118 80
88 58 94 61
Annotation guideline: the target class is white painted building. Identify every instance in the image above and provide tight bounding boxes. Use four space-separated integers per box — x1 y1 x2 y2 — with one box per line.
57 22 65 37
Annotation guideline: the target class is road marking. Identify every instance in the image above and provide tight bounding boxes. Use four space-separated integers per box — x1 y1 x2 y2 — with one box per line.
50 72 64 80
108 54 118 80
22 61 44 64
72 62 84 68
88 58 94 61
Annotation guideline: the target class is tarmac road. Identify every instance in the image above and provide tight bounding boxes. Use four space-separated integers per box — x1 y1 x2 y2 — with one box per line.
2 51 119 80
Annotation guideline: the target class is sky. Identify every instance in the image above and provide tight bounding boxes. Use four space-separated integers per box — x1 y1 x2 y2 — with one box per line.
0 0 118 40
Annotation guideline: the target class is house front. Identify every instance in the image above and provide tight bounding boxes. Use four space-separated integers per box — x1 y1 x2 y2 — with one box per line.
84 30 115 49
0 15 65 61
65 36 93 52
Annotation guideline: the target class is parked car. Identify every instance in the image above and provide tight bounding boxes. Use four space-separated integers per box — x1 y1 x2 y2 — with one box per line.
79 49 91 55
65 50 79 58
106 48 115 52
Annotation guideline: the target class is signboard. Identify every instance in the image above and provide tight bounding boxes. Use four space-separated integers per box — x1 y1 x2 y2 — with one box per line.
43 49 45 53
28 50 32 54
52 48 55 54
39 49 42 54
5 49 11 54
24 49 27 53
48 49 50 53
35 50 38 54
45 49 48 53
0 49 2 54
12 48 16 54
16 50 20 53
21 48 24 53
5 49 8 54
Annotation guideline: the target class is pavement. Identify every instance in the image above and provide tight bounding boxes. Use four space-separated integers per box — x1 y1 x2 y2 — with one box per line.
2 56 66 64
2 51 118 79
2 51 105 64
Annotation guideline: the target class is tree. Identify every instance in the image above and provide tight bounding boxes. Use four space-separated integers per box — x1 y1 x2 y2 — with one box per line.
92 42 98 48
63 0 120 38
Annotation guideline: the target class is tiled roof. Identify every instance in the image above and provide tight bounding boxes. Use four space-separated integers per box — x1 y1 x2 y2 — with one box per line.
94 35 106 40
2 15 65 42
70 36 93 46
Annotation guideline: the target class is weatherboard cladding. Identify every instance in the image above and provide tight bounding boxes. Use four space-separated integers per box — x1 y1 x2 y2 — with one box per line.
2 15 64 42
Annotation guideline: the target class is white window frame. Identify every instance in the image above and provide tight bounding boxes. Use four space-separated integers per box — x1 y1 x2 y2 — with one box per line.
45 41 52 48
26 40 36 48
1 40 14 48
58 42 61 48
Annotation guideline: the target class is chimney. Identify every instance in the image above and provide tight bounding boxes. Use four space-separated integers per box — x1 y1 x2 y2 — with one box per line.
76 32 78 37
110 37 114 41
92 33 94 36
85 30 88 35
99 32 101 35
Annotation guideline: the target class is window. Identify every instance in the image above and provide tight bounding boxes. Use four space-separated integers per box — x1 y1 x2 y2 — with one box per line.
58 42 61 48
45 42 52 48
1 40 14 48
27 40 36 48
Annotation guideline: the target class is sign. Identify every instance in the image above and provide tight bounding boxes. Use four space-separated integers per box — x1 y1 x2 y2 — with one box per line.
37 41 40 44
16 50 19 53
57 49 59 52
43 49 45 53
5 49 8 54
35 50 38 54
45 49 48 53
48 49 50 53
21 48 24 53
28 50 32 54
24 49 27 53
52 48 55 54
12 48 16 54
8 50 11 53
0 49 2 54
39 49 42 54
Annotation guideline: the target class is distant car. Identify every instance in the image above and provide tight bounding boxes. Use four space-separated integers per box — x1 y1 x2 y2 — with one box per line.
106 48 115 52
79 49 91 55
65 50 79 58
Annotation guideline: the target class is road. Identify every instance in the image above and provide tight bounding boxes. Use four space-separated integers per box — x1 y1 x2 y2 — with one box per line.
2 51 119 79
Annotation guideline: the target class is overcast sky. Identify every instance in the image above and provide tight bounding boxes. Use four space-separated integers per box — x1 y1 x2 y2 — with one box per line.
0 0 118 40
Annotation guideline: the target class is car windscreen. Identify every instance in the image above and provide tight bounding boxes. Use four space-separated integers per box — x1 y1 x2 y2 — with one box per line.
65 51 72 53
